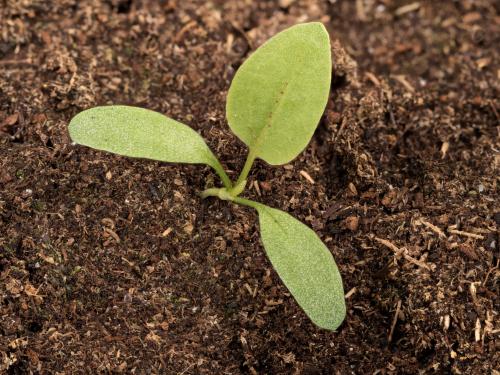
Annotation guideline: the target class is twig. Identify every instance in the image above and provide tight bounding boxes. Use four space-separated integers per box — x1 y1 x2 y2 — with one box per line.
392 75 415 93
448 229 484 240
482 259 499 287
230 21 254 50
375 237 431 270
174 21 197 43
253 180 261 196
179 363 194 375
402 253 431 270
374 237 402 254
388 300 402 343
0 59 35 66
418 219 446 238
365 72 381 86
489 100 499 122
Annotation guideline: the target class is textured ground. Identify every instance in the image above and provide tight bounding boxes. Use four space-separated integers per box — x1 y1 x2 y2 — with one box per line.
1 0 499 374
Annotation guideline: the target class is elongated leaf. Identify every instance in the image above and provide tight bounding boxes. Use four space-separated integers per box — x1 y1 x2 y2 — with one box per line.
69 106 231 186
256 204 345 330
226 22 331 165
69 106 216 165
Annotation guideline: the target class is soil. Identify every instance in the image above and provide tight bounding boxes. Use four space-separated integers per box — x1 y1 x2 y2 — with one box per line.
1 0 499 374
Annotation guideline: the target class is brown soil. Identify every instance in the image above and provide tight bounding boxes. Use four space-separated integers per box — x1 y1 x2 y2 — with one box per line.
1 1 499 374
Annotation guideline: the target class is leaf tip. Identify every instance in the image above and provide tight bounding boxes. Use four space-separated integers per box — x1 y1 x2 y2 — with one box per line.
296 21 329 38
314 299 346 331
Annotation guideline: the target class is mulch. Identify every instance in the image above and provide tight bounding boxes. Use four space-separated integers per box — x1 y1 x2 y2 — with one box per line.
1 1 499 373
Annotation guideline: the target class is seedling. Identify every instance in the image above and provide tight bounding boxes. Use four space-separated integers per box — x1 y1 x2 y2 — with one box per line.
69 23 345 330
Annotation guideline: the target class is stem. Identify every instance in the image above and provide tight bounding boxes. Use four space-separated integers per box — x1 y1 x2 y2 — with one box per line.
210 159 232 189
232 196 262 210
199 188 222 200
200 188 262 212
199 186 234 201
234 148 257 189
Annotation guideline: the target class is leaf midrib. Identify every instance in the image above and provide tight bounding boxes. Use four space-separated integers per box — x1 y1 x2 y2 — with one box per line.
263 208 287 235
249 79 291 155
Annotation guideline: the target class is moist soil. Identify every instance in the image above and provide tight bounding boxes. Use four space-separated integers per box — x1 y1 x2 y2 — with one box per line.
1 1 499 374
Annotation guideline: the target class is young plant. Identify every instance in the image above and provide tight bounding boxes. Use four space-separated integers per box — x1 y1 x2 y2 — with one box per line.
69 22 346 330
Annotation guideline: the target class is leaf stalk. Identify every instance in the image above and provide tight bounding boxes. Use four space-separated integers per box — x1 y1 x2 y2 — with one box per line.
210 159 233 189
233 147 257 191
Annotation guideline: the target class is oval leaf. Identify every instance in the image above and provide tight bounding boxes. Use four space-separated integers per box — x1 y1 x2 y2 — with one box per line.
226 22 331 165
256 205 345 330
69 105 221 168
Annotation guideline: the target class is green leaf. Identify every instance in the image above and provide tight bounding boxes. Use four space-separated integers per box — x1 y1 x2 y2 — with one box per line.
256 204 345 330
69 105 231 188
226 22 331 165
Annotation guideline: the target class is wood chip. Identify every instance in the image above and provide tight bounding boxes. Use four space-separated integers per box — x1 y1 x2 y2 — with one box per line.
183 223 194 235
441 141 449 159
174 20 197 43
356 0 367 21
24 282 43 298
101 217 115 228
259 181 271 191
1 113 19 128
345 287 357 299
253 180 261 196
443 314 450 331
161 227 172 237
463 12 481 24
278 0 296 8
469 282 478 304
392 75 415 93
347 182 358 196
225 33 234 54
243 283 257 297
299 170 315 184
345 216 360 231
476 57 491 70
8 337 28 349
103 227 121 243
395 2 420 16
37 252 56 265
475 318 481 342
145 331 162 344
121 257 135 267
365 72 381 86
